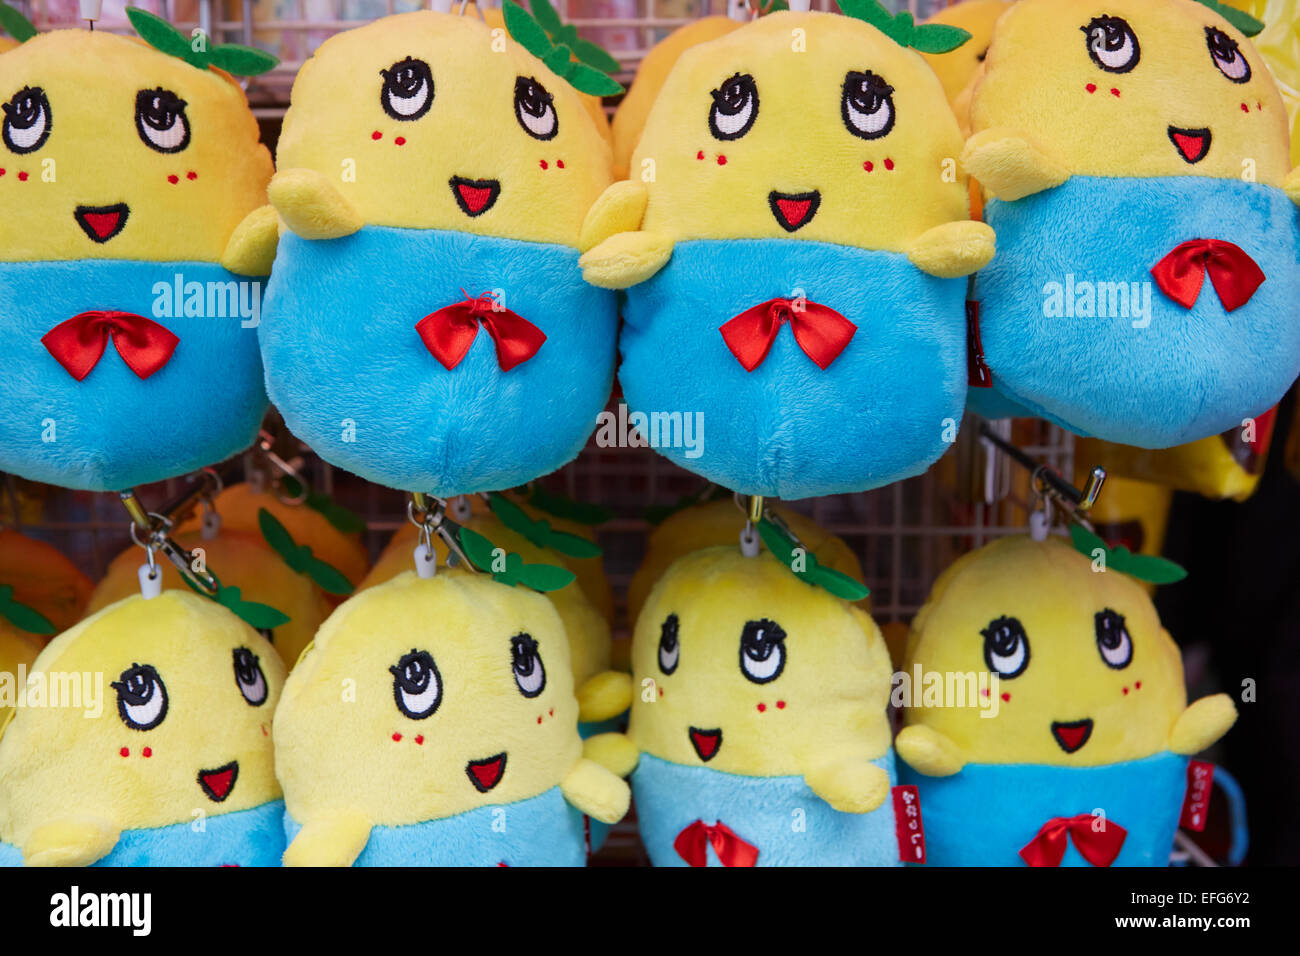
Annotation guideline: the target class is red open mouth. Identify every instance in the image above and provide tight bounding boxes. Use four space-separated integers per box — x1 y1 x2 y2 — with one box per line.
1167 126 1212 164
74 203 130 243
768 190 821 232
198 761 239 802
466 752 507 792
450 177 501 217
1051 719 1094 754
688 726 723 762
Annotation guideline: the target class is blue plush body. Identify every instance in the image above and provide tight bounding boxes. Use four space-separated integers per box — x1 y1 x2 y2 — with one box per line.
619 240 966 499
0 259 267 490
632 751 900 866
899 752 1188 866
260 227 618 493
0 800 285 867
975 176 1300 446
284 786 586 866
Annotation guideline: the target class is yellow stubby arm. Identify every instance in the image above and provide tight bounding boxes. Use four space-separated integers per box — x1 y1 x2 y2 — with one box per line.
221 204 280 276
1283 167 1300 208
576 670 634 723
961 127 1071 201
895 724 967 777
577 180 673 289
268 168 364 241
23 816 120 867
582 732 640 779
282 809 373 867
560 757 630 825
906 219 996 278
802 753 892 814
1169 693 1237 756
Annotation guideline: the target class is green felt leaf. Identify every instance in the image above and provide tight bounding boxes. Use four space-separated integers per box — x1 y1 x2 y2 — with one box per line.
565 61 624 96
1196 0 1264 37
1068 523 1187 585
257 508 354 595
209 43 280 77
757 520 870 599
279 475 366 535
515 562 576 592
530 0 564 35
504 0 555 59
182 570 291 630
527 486 612 525
807 565 871 601
763 0 789 13
570 37 622 75
458 526 501 574
489 493 603 559
457 525 575 591
0 2 37 42
126 7 207 69
0 584 55 635
757 518 797 566
545 44 574 74
910 23 971 54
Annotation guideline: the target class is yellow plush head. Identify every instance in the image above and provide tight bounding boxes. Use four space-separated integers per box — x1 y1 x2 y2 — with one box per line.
920 0 1016 106
86 531 332 670
970 0 1291 184
628 10 970 251
0 29 272 262
0 527 93 634
903 535 1186 766
274 571 581 826
0 592 284 852
629 547 891 777
275 10 612 245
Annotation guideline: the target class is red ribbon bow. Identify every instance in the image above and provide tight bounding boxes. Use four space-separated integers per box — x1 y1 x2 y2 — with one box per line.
41 310 180 381
719 297 857 372
1019 814 1128 867
673 819 760 868
1150 239 1265 312
415 293 546 372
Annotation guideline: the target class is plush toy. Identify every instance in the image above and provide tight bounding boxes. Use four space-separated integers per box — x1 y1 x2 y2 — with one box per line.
627 541 899 866
627 497 867 625
0 591 285 866
610 14 742 178
259 9 619 495
0 14 278 491
0 2 32 54
360 508 627 727
0 527 93 635
177 481 370 592
275 569 630 866
579 6 993 498
896 535 1237 866
964 0 1300 448
86 529 332 670
919 0 1016 107
1074 474 1173 596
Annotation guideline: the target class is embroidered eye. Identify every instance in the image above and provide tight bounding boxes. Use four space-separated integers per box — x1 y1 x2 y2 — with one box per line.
709 72 758 141
380 56 434 120
739 618 786 684
982 616 1029 678
658 613 680 675
514 76 557 140
1206 27 1251 83
390 648 442 719
112 663 169 731
841 70 895 140
1095 608 1133 669
2 86 50 154
232 647 268 707
135 88 190 153
1082 16 1140 73
511 633 546 698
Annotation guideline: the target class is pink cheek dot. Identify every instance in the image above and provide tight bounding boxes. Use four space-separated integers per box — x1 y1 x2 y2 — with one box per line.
863 160 874 172
1110 88 1121 97
659 687 664 697
537 715 543 724
143 747 152 758
17 171 27 182
1123 686 1129 695
167 174 179 184
556 159 564 169
981 687 990 697
414 735 424 745
1135 680 1142 690
261 725 268 736
0 168 6 176
716 155 727 165
539 159 548 170
757 703 767 712
1001 692 1010 702
1256 101 1262 111
549 707 554 717
394 136 406 146
1241 103 1250 113
372 130 382 140
1086 83 1097 93
392 732 402 742
696 150 704 160
186 170 197 180
884 158 895 170
119 747 129 757
776 700 786 709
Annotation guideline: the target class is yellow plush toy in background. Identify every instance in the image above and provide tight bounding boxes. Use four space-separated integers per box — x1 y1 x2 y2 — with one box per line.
86 530 332 670
0 591 286 866
897 535 1237 866
0 10 278 491
919 0 1015 106
275 570 630 866
627 539 899 866
580 4 993 498
0 526 93 636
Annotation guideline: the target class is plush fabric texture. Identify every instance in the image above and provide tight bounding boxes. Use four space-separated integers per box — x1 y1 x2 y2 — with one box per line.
0 528 93 633
919 1 1016 107
285 787 585 866
619 239 965 497
0 259 267 490
1076 433 1270 503
976 176 1300 447
1 800 286 868
261 227 616 493
633 752 900 867
898 753 1187 866
0 592 285 866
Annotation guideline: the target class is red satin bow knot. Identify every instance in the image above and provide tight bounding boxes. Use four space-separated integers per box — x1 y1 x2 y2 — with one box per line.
673 819 760 868
1150 239 1265 312
1019 814 1128 867
719 297 857 372
415 293 546 372
41 310 180 381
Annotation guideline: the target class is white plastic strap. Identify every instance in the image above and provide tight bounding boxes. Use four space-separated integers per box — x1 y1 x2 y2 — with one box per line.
201 509 222 541
1029 505 1051 542
739 523 761 557
450 495 472 522
80 0 103 22
138 563 163 599
414 543 437 579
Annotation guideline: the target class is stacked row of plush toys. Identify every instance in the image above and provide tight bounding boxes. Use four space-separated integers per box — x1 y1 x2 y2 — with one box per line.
0 0 1288 865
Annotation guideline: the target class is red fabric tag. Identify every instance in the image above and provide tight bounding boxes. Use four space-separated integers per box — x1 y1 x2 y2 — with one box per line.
966 300 993 388
1180 760 1215 832
892 784 926 864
